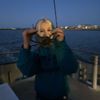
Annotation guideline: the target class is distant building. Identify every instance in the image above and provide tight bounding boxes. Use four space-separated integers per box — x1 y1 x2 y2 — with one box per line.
65 26 68 29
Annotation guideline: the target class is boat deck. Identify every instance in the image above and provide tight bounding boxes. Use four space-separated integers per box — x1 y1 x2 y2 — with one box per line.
11 77 100 100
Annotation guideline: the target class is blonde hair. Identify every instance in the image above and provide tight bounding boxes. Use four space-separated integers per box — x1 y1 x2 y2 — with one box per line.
35 18 54 30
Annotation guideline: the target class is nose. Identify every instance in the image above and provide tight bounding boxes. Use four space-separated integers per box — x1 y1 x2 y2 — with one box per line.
43 31 50 37
43 34 49 37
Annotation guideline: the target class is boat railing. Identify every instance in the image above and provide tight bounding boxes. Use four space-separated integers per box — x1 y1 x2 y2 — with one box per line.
0 48 100 90
0 47 100 56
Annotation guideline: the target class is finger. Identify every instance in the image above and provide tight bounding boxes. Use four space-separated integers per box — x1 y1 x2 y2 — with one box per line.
56 28 64 33
29 28 37 34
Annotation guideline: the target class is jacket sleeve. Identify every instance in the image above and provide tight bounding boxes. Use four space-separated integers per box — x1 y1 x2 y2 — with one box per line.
54 40 79 75
17 47 40 77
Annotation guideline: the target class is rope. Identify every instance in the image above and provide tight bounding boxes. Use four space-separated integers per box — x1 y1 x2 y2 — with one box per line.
72 48 100 55
53 0 58 27
0 48 100 56
0 50 19 55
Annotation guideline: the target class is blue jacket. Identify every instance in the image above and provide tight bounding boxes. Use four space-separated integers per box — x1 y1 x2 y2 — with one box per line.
17 40 78 99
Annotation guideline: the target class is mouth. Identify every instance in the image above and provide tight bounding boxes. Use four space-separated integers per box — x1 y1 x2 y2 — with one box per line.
31 32 57 47
39 37 52 46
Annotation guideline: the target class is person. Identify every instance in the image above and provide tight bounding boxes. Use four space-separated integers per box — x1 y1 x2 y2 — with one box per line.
17 18 78 100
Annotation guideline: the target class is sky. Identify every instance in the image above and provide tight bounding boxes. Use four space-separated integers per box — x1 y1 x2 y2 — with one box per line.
0 0 100 28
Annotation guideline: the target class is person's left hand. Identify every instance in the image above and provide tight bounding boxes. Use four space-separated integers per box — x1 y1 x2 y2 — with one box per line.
53 28 64 41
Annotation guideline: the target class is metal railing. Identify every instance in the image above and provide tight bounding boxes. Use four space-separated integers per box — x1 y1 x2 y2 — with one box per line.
0 48 100 89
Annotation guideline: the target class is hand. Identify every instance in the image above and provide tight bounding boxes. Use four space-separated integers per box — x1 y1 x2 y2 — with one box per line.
23 28 37 49
53 28 64 41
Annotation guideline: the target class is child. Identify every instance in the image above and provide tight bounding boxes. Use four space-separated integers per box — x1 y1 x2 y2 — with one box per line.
17 18 78 100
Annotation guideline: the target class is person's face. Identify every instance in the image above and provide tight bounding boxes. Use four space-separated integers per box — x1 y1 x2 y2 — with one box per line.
37 22 53 37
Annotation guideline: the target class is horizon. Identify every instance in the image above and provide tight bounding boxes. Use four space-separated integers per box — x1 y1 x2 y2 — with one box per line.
0 0 100 28
0 24 100 29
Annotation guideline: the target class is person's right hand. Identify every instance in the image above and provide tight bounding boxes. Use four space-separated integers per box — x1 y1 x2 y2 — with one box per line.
23 28 37 49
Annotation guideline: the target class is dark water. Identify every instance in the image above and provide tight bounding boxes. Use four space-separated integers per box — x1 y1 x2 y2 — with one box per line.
0 30 23 64
0 30 100 64
0 30 23 51
65 30 100 64
65 30 100 53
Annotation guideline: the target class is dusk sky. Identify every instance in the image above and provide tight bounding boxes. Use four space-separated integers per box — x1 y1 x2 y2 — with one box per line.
0 0 100 28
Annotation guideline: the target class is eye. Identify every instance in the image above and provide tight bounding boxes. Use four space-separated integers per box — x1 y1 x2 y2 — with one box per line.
48 29 52 32
40 30 44 32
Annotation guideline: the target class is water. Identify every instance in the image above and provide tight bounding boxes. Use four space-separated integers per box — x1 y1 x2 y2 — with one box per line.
0 30 100 64
0 30 23 64
65 30 100 53
0 30 23 51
